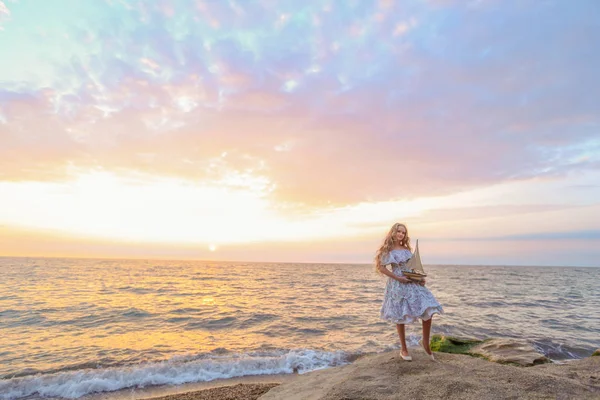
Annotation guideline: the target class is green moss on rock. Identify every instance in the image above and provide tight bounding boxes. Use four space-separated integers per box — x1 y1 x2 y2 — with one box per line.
430 334 483 354
592 349 600 357
429 335 551 366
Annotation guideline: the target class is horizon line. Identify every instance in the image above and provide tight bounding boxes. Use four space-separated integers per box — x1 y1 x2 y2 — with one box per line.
0 255 597 269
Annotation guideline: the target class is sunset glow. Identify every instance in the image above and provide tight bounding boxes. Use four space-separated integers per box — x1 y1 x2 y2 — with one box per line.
1 0 599 266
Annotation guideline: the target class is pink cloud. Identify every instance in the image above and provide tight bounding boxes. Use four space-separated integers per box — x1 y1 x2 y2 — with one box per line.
0 1 9 16
1 0 598 208
0 0 10 30
0 58 597 208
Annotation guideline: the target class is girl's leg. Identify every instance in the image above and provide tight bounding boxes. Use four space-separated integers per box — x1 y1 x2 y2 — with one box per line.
396 324 409 356
421 317 433 354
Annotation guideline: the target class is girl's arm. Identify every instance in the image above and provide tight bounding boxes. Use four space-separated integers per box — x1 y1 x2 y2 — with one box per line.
377 263 411 283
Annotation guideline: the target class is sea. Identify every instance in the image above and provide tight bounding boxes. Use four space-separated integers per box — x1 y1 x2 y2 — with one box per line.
0 257 598 399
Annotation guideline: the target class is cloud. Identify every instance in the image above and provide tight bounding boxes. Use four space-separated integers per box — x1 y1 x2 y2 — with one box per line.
444 230 600 241
0 1 9 16
412 204 579 223
0 0 599 206
0 0 10 30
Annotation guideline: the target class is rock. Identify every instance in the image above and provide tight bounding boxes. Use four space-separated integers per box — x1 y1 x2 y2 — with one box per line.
593 349 600 357
257 351 599 400
469 338 550 366
446 335 483 345
430 334 482 354
430 335 549 366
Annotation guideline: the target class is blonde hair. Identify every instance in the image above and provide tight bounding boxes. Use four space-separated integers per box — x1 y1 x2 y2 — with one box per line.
374 223 412 274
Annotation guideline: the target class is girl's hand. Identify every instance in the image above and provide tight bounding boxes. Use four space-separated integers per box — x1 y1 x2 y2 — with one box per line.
397 276 412 284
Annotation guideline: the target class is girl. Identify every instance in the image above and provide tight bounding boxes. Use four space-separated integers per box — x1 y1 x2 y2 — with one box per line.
375 223 443 361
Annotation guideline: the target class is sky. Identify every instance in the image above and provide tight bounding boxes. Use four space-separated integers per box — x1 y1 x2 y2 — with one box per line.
0 0 599 266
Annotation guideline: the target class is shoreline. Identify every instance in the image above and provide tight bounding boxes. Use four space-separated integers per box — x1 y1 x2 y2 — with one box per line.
7 342 597 400
79 374 298 400
33 346 598 400
114 351 600 400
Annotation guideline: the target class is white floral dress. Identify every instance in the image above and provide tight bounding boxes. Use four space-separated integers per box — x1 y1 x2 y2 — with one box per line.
380 249 444 324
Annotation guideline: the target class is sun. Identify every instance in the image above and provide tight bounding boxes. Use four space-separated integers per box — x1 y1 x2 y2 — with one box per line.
208 244 217 252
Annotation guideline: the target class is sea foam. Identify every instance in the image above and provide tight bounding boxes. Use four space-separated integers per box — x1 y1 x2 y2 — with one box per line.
0 349 350 399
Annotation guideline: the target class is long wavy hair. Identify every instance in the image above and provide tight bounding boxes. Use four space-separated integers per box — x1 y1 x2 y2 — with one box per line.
374 223 411 274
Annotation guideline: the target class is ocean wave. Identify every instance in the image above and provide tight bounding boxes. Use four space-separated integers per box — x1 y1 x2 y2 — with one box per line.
0 349 351 400
185 316 238 330
121 308 154 318
168 307 204 314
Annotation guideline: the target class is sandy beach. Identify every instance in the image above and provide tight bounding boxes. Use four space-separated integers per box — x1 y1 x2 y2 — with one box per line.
144 383 279 400
140 351 599 400
79 374 296 400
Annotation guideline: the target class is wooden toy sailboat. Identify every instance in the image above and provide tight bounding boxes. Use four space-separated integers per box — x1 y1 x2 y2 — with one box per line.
402 239 427 281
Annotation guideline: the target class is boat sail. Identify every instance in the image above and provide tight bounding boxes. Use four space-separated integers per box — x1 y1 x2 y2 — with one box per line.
403 239 426 281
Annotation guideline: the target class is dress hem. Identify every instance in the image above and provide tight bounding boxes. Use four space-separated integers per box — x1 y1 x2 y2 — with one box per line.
380 306 444 325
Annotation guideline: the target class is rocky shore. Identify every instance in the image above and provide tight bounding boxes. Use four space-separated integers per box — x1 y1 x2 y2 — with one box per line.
145 337 600 400
260 348 599 399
